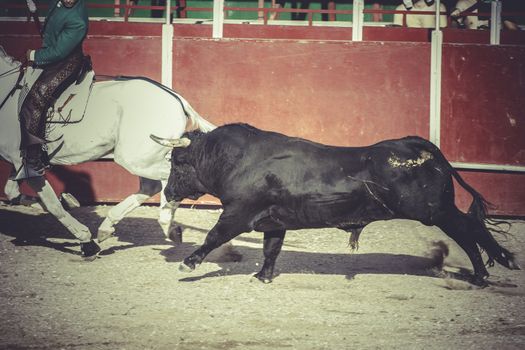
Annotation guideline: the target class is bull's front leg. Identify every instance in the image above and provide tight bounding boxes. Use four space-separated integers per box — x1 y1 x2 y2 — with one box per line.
179 220 245 272
253 230 286 283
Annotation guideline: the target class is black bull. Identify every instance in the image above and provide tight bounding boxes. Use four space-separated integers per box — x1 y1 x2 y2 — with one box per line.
159 123 520 285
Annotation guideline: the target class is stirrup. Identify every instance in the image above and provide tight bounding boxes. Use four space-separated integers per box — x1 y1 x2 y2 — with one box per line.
11 163 45 181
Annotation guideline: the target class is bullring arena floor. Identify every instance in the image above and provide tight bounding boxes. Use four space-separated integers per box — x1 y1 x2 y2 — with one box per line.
0 202 524 349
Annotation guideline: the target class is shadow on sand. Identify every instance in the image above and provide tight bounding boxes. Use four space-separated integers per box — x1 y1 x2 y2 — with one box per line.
0 205 479 285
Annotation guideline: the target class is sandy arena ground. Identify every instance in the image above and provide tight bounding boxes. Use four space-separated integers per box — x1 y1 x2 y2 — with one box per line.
0 202 524 350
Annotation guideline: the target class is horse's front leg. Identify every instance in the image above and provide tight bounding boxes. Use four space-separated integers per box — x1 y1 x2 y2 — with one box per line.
26 177 100 258
158 180 182 243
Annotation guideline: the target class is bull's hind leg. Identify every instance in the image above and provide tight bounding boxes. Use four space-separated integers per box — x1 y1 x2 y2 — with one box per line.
97 177 161 242
466 220 520 271
435 210 490 286
254 230 286 283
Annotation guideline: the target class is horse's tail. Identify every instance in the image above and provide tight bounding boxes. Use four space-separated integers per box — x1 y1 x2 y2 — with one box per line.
175 93 216 133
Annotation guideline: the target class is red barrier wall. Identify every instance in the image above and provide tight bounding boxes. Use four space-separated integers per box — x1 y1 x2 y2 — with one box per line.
441 44 525 166
1 21 524 215
171 39 431 144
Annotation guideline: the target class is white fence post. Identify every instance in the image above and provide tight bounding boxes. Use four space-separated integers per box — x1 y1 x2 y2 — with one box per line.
161 0 173 88
429 0 442 147
490 0 502 45
213 0 225 39
352 0 364 42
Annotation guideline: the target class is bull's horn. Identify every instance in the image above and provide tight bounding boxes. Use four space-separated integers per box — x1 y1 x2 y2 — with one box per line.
150 134 191 148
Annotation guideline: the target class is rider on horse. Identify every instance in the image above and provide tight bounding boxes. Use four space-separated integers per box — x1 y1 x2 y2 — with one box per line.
15 0 88 180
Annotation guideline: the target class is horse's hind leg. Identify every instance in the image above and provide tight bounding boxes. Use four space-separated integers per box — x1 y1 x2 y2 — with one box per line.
97 177 160 242
27 177 100 257
435 209 490 286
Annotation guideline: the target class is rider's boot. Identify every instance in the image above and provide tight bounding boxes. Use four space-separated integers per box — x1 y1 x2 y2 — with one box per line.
13 144 48 180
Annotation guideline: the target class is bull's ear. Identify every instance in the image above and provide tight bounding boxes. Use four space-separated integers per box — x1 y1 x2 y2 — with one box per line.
150 134 191 148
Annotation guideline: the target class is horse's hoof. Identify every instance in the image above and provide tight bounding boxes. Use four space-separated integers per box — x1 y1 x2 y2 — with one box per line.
61 193 80 210
97 229 114 243
7 195 22 205
179 262 194 273
81 240 101 261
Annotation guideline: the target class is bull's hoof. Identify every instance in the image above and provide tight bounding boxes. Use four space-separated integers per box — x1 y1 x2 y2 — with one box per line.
509 259 522 270
470 275 489 288
168 226 183 244
179 262 195 273
97 228 115 243
252 273 273 284
81 240 101 261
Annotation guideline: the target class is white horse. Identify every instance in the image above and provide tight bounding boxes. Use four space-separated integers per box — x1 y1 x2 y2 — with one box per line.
0 46 216 257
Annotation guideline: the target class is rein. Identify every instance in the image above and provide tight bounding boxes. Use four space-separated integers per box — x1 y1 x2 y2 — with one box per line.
0 62 27 111
31 12 43 37
0 65 21 78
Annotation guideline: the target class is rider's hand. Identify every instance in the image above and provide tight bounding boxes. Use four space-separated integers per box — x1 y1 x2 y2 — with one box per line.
26 0 37 14
26 49 34 64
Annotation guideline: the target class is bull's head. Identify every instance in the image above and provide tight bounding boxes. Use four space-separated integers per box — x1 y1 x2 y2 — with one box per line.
150 133 205 203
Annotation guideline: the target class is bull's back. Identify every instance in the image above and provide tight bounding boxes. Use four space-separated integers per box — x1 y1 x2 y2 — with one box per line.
210 126 453 228
215 126 386 228
227 126 364 193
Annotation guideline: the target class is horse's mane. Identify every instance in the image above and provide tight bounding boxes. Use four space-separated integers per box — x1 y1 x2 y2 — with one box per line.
0 46 20 69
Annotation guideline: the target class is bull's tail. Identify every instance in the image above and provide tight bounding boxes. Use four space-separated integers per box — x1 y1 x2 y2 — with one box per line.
417 138 520 271
445 156 508 233
416 137 495 221
449 167 520 269
449 167 490 221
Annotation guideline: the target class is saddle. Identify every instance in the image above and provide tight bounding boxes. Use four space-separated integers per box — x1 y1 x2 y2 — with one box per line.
47 55 95 124
18 55 95 126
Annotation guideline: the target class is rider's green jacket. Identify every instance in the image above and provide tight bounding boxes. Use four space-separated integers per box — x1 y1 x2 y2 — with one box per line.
34 0 88 66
